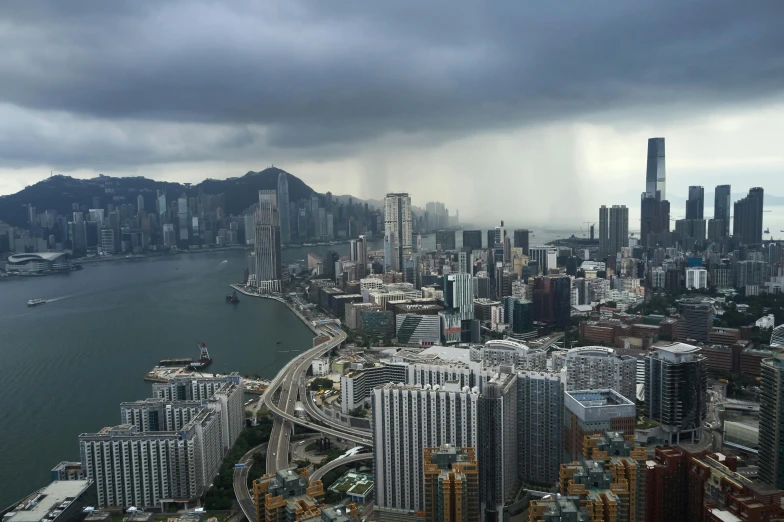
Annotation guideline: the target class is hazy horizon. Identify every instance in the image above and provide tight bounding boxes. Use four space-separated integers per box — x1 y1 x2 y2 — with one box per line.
0 2 782 227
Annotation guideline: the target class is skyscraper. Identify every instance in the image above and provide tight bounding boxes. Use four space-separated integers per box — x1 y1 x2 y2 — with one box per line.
513 229 529 255
478 373 517 518
644 343 707 444
598 206 609 258
640 191 670 247
609 205 629 255
733 187 764 246
178 193 189 242
384 193 412 274
517 371 564 486
253 190 281 291
276 171 290 244
686 186 704 219
759 353 784 489
645 137 666 199
372 383 479 515
599 205 627 257
462 230 482 251
443 273 474 321
714 184 731 238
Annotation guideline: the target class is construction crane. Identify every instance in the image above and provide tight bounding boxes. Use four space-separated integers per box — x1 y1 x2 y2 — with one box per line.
582 221 596 238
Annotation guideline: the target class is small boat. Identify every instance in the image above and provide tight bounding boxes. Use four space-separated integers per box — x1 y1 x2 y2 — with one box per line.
27 299 46 307
189 342 212 369
764 228 770 234
276 340 281 345
225 290 240 304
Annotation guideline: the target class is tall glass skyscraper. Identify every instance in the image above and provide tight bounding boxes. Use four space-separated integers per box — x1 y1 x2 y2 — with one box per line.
645 137 666 199
714 184 731 237
686 185 704 219
276 171 290 244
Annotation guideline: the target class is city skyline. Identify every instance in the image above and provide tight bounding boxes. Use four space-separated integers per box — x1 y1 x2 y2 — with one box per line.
0 3 782 225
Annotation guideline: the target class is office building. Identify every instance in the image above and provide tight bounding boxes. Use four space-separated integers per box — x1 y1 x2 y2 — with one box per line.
384 193 412 274
640 190 670 248
559 347 637 403
372 382 479 515
528 247 556 275
277 171 290 244
513 229 530 255
517 371 564 486
252 468 325 522
100 228 115 255
563 390 636 463
253 190 282 290
714 184 731 237
685 267 707 290
644 343 707 444
396 314 441 345
678 299 714 342
435 230 456 251
349 235 368 277
760 353 784 489
423 446 479 522
645 137 666 199
734 187 765 246
686 185 704 219
462 230 482 251
771 324 784 348
178 193 189 242
443 273 474 321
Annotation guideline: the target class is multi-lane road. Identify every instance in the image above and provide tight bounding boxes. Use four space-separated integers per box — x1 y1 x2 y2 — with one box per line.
262 325 372 479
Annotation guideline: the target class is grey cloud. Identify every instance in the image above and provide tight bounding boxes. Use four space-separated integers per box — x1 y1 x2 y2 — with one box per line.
0 0 782 164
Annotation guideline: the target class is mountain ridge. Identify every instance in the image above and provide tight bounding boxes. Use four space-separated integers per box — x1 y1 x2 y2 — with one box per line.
0 168 321 227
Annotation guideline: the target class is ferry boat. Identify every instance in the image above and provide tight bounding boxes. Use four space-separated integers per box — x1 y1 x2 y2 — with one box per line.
27 299 46 307
189 342 212 369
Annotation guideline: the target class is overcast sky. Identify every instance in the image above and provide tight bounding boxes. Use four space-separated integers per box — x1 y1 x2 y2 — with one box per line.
1 1 783 228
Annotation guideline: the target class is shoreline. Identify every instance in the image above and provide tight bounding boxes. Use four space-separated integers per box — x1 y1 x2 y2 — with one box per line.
229 284 319 335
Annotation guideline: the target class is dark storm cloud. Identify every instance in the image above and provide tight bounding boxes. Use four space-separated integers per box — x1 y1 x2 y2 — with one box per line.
0 0 783 164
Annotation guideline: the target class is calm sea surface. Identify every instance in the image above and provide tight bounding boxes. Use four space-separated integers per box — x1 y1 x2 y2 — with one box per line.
0 247 332 508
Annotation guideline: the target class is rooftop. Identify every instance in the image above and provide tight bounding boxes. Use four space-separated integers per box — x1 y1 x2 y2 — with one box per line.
6 480 92 522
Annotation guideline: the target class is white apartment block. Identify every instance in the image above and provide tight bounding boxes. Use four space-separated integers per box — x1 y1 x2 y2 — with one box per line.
559 346 637 402
372 382 479 514
686 267 708 290
79 409 222 509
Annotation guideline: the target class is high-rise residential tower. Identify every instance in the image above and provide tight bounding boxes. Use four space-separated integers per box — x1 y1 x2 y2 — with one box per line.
733 187 765 246
253 190 281 291
645 137 666 199
276 171 290 244
599 205 628 257
686 186 704 220
372 382 479 516
609 205 629 255
760 353 784 489
384 193 412 274
599 205 609 258
714 184 731 238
